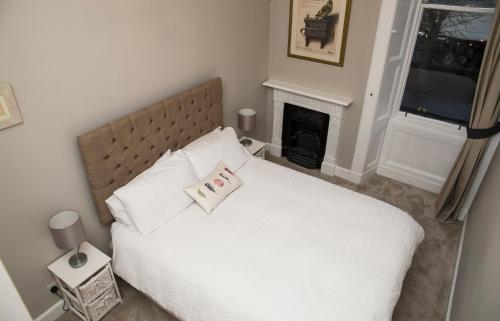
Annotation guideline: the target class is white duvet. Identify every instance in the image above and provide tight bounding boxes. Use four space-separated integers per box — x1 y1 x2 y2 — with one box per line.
112 157 424 321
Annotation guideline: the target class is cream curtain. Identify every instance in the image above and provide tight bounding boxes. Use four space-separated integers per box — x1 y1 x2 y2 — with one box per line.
432 7 500 222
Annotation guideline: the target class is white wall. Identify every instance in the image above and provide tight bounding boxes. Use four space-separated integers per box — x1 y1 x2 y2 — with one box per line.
0 259 32 321
0 0 270 317
267 0 383 168
450 147 500 321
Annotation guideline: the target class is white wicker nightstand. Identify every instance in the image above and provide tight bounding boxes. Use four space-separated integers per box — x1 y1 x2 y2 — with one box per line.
47 241 122 321
240 137 267 159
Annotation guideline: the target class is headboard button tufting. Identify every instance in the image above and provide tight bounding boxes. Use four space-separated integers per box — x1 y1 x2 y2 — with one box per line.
76 77 222 225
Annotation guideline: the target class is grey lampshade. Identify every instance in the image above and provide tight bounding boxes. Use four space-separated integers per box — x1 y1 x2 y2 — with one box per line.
49 211 86 250
238 108 256 132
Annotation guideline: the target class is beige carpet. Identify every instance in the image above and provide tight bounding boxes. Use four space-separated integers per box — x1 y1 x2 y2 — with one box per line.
58 156 462 321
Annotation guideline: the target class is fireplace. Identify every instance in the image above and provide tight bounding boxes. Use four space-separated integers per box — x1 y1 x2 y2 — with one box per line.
264 79 352 176
282 103 330 169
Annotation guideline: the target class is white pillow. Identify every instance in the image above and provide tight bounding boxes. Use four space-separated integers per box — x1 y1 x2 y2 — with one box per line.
152 149 172 166
113 150 197 234
105 149 172 231
185 162 242 213
105 196 135 231
183 127 250 178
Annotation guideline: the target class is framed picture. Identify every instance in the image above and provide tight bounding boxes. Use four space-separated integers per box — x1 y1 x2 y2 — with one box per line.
288 0 352 66
0 82 23 130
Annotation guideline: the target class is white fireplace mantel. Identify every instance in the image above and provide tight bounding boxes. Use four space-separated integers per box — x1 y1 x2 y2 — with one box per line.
263 79 352 176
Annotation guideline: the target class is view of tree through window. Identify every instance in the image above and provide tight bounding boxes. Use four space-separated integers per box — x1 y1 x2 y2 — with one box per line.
423 0 496 8
400 7 493 125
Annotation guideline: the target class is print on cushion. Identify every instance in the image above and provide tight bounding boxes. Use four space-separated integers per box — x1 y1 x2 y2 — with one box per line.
184 162 243 214
197 189 206 199
213 178 224 187
205 183 217 194
219 173 231 183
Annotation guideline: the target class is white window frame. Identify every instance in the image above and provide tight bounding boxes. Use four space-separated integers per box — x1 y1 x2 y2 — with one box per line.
391 1 495 131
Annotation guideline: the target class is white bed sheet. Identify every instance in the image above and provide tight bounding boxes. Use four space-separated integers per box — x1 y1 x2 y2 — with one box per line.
111 157 424 321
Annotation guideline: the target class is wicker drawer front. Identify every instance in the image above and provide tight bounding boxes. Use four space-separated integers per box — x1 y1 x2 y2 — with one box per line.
87 287 119 321
78 266 114 304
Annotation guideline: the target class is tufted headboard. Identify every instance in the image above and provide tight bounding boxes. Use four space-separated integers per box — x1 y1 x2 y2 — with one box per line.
78 78 223 224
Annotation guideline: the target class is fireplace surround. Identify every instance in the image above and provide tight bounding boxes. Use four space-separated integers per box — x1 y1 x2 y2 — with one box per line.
263 79 352 176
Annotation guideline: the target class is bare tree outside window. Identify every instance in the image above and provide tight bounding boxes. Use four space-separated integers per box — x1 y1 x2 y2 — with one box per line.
423 0 496 8
400 7 493 125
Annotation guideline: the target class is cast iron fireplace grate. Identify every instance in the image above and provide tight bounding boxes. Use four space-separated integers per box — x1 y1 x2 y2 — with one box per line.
281 103 329 169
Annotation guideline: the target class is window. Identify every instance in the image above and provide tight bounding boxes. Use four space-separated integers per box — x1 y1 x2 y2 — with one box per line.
423 0 496 8
399 6 494 125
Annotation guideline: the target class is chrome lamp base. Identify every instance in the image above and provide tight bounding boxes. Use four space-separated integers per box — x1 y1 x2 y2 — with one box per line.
69 252 88 268
240 138 252 146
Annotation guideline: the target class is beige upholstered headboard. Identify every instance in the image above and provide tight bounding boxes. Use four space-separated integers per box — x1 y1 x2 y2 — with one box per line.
78 78 223 224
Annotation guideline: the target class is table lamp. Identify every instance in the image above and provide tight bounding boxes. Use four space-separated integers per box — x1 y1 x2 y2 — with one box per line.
238 108 256 146
49 210 88 268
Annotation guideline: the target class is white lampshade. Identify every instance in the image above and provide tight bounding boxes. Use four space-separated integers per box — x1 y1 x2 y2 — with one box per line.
238 108 256 132
49 210 86 250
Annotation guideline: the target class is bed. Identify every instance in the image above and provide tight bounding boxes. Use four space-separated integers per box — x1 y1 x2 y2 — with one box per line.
78 78 424 321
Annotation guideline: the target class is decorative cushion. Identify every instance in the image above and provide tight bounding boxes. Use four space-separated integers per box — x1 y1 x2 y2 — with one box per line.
185 162 242 213
183 127 250 178
114 150 198 234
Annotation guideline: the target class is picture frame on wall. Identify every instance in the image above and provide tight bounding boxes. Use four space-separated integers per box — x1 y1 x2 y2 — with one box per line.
0 82 23 131
288 0 352 67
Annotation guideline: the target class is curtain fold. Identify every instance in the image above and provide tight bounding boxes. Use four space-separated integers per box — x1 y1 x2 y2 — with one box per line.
431 7 500 222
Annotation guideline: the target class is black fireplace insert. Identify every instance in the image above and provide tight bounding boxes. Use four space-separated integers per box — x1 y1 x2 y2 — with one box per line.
281 103 329 169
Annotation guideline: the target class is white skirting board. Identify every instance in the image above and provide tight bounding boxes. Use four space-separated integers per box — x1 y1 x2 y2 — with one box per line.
266 145 372 185
334 166 376 185
334 166 363 184
377 163 443 193
445 216 468 321
34 299 65 321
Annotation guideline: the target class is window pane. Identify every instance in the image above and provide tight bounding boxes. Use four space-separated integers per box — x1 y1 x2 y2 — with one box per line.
423 0 496 8
400 9 493 125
